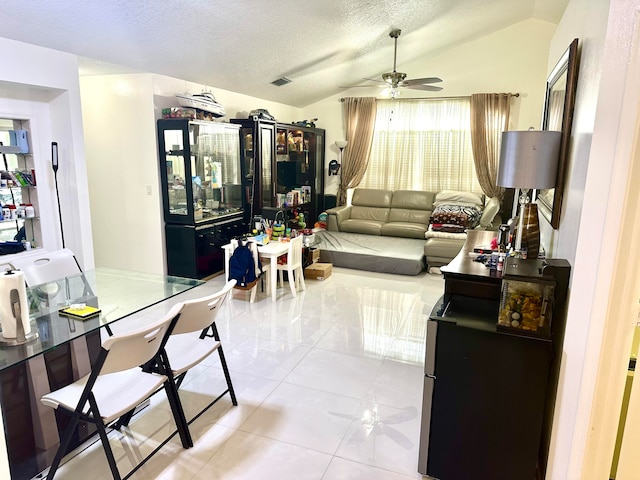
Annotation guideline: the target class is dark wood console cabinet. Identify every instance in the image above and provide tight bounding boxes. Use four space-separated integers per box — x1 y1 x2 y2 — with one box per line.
418 230 571 480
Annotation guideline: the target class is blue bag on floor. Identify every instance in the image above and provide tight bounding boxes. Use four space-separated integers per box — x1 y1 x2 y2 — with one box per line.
228 240 260 288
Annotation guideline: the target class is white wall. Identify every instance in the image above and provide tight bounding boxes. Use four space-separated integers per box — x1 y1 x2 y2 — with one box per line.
80 74 160 272
0 37 94 269
305 18 557 197
0 36 96 480
80 73 302 274
541 0 640 479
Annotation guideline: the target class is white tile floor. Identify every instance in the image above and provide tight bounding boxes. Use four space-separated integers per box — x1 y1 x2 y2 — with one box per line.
44 267 444 480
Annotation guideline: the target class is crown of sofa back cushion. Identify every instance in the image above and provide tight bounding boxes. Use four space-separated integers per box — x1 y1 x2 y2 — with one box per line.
352 189 393 208
388 190 435 224
350 205 390 222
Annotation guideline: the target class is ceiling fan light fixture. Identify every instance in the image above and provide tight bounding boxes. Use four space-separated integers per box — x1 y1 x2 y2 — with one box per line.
381 87 401 98
366 28 443 96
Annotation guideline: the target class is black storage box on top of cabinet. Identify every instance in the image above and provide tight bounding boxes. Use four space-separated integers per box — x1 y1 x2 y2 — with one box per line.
158 119 247 278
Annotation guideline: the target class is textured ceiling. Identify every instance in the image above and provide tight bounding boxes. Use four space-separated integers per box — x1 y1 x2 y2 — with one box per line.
0 0 567 107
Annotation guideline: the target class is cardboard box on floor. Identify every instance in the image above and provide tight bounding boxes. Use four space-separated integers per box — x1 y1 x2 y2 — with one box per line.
304 262 332 280
306 247 320 265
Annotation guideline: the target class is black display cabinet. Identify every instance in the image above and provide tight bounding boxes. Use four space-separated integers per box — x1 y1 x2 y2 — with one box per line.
232 118 325 227
230 117 276 222
157 119 247 278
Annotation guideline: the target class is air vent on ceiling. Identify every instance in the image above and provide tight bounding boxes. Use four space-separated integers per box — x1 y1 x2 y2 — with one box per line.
271 76 292 87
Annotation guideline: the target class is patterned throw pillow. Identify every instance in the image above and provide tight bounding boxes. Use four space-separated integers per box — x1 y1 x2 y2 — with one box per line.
430 204 482 228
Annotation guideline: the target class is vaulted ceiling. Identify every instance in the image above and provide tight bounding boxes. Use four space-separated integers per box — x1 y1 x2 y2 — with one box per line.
0 0 567 107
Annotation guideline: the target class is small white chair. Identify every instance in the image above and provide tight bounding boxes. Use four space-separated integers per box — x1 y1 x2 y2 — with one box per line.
40 304 189 480
276 235 306 298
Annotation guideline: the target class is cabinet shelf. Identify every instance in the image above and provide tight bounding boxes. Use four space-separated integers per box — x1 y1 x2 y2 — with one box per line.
0 217 38 223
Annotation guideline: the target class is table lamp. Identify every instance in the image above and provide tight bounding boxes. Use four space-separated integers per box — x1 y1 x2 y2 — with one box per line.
496 130 561 258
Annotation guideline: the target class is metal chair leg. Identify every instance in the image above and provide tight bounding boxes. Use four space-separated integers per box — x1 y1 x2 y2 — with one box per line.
46 415 80 480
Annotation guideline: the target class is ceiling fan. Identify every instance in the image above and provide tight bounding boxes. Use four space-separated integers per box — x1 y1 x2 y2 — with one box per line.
343 29 443 98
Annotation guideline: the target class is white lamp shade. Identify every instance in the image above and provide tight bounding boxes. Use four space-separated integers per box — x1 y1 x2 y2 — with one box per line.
497 130 562 189
335 140 348 149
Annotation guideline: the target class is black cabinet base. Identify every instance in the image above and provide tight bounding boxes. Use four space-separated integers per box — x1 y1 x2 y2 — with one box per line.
165 218 247 279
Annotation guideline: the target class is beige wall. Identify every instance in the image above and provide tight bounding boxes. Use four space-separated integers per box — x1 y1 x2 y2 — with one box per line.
80 73 302 273
305 18 557 197
541 0 640 479
0 37 95 269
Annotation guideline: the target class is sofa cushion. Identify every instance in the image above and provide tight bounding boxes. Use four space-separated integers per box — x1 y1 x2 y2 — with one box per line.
390 190 435 210
424 236 466 265
350 205 390 223
388 190 434 225
352 188 393 208
434 190 484 208
430 204 482 228
340 219 385 235
381 222 428 239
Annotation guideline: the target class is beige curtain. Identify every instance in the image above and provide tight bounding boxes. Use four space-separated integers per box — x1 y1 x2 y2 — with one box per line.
470 93 514 199
338 97 377 205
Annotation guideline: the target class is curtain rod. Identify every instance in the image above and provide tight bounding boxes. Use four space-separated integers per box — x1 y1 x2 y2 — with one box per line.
340 93 520 102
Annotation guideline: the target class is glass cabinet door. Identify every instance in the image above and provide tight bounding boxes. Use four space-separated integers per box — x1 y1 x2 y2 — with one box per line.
191 122 242 222
162 128 190 219
259 124 274 209
158 119 243 225
240 127 254 209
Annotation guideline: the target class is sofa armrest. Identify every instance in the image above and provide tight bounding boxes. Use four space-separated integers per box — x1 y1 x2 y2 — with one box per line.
474 213 503 231
326 206 351 231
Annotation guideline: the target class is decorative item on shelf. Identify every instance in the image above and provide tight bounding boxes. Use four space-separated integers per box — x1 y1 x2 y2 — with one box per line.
497 273 556 338
248 108 275 121
271 210 286 239
335 140 348 184
497 130 561 258
175 91 225 118
292 118 317 128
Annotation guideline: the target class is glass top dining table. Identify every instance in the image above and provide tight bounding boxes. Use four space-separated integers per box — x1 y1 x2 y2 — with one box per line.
0 267 204 372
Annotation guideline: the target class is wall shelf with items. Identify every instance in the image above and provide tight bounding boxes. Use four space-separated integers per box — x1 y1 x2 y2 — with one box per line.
0 119 41 252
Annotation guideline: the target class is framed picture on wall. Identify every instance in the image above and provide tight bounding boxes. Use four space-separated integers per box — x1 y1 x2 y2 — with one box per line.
537 38 580 229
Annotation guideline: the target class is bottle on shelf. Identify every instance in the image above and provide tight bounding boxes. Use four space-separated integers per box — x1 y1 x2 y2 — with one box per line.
25 204 35 218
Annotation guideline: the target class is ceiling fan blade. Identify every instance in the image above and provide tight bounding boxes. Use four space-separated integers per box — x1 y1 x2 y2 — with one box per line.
364 77 388 84
406 84 444 92
403 77 443 86
339 85 378 88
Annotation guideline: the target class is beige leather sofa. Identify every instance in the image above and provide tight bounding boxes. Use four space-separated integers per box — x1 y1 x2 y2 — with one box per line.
326 188 501 268
326 189 434 239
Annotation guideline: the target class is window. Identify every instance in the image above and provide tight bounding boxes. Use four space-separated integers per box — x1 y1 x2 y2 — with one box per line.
360 98 482 193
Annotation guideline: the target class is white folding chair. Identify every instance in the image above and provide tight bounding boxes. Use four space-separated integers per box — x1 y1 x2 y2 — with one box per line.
164 280 237 426
10 248 94 308
40 304 190 480
11 248 82 286
115 280 238 442
276 235 306 298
